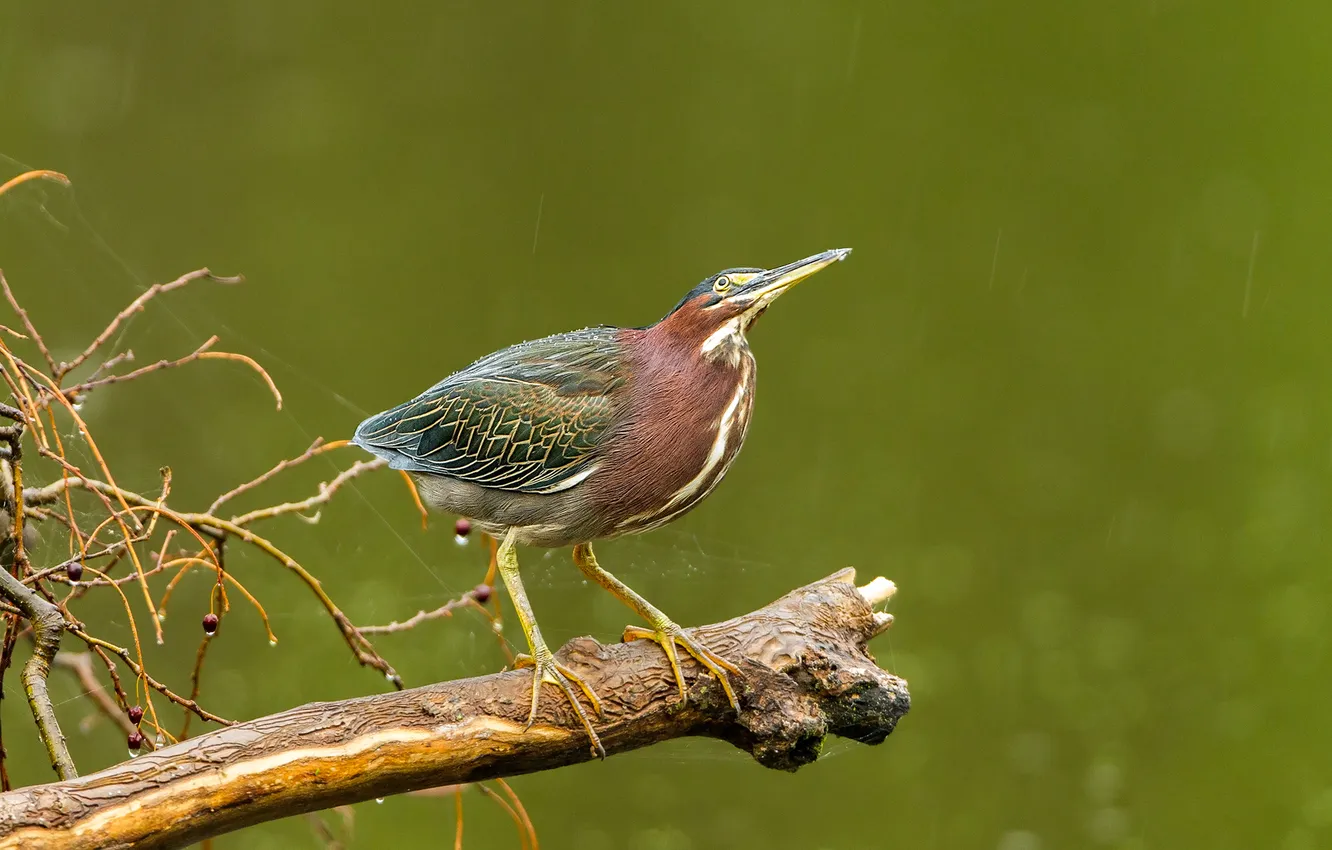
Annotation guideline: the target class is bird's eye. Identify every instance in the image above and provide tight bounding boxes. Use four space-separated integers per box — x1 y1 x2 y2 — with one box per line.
713 275 732 294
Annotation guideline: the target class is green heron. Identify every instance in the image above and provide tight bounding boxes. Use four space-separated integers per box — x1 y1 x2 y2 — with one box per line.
353 247 851 756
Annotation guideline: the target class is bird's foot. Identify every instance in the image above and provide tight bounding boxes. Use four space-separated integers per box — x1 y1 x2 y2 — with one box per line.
622 622 741 711
512 652 606 758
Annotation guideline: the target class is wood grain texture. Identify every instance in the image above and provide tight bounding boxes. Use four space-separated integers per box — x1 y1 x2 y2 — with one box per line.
0 569 908 850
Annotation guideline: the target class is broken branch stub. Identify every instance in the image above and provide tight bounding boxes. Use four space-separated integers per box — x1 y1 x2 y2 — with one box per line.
0 569 908 850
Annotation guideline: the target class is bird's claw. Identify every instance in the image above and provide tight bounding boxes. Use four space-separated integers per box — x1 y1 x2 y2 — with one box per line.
622 623 741 711
512 652 606 758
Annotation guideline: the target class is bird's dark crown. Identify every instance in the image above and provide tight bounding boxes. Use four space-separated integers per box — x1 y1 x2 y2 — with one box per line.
642 249 851 350
659 267 766 321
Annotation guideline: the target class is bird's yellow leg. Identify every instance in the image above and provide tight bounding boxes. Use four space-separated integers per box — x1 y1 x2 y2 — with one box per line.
572 542 740 710
495 530 605 757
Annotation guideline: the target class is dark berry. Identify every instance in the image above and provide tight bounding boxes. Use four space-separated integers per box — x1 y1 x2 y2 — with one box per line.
127 731 145 751
202 613 219 635
66 561 84 582
472 583 492 604
454 518 472 537
127 705 144 725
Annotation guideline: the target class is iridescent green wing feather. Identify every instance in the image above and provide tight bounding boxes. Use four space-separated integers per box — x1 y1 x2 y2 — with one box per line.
353 327 625 494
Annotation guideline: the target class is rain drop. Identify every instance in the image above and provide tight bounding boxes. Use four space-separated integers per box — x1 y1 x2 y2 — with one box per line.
268 639 278 647
375 798 385 804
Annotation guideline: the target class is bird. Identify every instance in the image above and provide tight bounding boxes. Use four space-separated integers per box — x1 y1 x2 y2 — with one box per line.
353 247 852 757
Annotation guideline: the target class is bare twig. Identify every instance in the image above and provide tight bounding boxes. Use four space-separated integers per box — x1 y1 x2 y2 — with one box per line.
229 458 384 526
0 170 70 200
359 590 488 635
494 779 538 850
83 350 135 384
55 269 242 381
0 272 56 378
477 784 532 850
0 616 19 791
176 514 400 685
179 633 212 740
58 336 219 398
197 351 282 410
0 410 30 574
53 652 138 737
209 438 331 514
23 475 400 685
454 786 464 850
68 627 234 727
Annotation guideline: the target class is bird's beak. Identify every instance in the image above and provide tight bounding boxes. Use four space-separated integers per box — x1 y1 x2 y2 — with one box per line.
734 248 852 323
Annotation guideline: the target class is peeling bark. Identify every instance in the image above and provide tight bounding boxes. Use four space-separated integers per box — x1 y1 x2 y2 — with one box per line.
0 569 908 850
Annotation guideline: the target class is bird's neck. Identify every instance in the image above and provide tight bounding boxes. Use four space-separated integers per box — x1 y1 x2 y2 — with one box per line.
595 326 756 534
648 311 753 370
697 317 751 368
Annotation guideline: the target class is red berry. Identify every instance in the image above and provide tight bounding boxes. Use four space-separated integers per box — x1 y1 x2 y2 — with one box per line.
127 731 145 751
66 562 84 582
472 583 492 603
127 705 144 725
202 613 219 635
454 518 472 537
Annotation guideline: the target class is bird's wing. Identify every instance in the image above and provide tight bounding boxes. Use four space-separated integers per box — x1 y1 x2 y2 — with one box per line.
353 327 626 494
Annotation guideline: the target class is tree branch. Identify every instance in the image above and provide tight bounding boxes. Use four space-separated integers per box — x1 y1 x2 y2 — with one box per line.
0 569 75 782
0 414 77 783
0 569 908 850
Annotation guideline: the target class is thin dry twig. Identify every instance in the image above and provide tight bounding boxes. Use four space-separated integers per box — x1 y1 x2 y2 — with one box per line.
359 589 489 635
306 805 355 850
69 626 234 727
179 633 212 740
24 473 399 684
0 169 70 199
0 272 56 378
209 438 333 514
52 652 138 738
477 784 534 850
83 350 135 384
197 350 282 410
229 458 384 526
494 779 538 850
455 786 465 850
59 336 219 397
55 269 242 382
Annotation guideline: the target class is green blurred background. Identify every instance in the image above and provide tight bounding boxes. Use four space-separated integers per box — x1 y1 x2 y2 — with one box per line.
3 2 1330 848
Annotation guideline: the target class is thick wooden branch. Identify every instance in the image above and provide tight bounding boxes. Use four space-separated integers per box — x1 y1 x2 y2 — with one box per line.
0 569 908 850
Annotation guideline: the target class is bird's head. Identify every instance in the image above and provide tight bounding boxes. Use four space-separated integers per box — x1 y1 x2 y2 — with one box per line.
654 248 852 363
